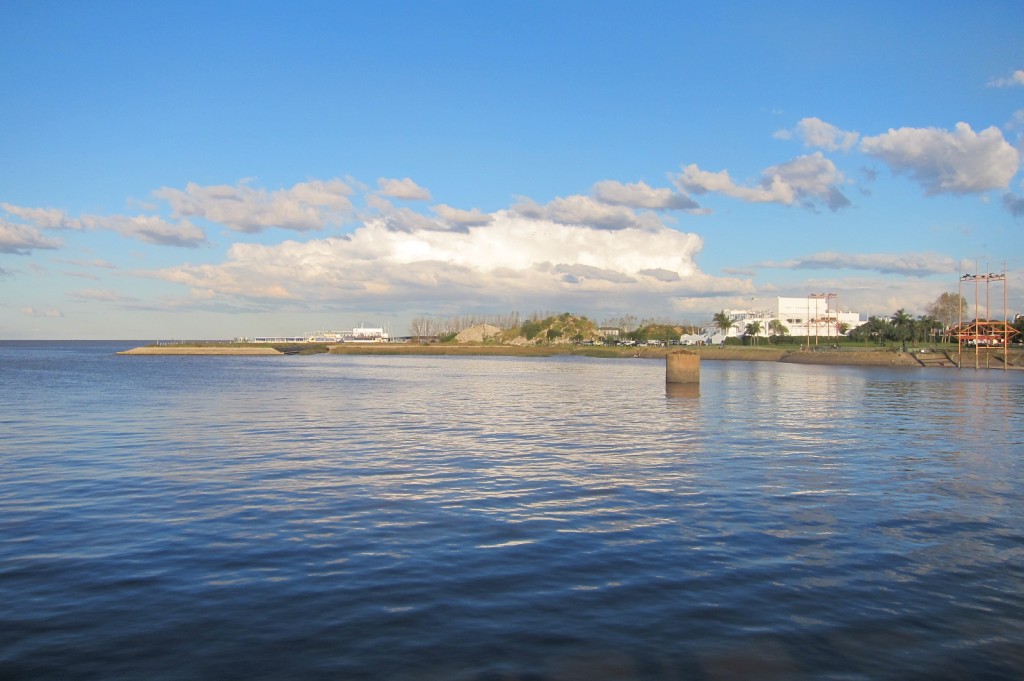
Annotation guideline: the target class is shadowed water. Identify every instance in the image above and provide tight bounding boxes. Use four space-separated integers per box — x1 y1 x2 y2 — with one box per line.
2 341 1022 680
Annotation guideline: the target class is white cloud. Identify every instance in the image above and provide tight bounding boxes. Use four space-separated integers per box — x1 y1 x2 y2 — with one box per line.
2 201 207 248
591 180 699 210
859 122 1020 194
78 215 208 248
149 212 724 313
0 220 63 254
57 258 118 270
674 152 849 211
432 204 493 227
377 177 432 201
1007 109 1024 131
754 251 956 277
155 179 353 232
788 117 860 152
1 203 80 229
987 69 1024 88
767 153 850 210
71 288 137 302
19 306 63 318
676 164 792 203
379 207 461 233
512 195 665 231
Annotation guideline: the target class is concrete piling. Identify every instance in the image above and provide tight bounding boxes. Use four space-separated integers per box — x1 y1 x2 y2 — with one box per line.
666 350 700 384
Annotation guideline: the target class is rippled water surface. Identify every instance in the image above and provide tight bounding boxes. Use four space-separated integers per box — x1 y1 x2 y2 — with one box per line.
2 341 1023 680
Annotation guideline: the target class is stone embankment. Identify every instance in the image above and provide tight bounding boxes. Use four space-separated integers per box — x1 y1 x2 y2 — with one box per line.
118 343 1022 369
118 346 282 355
778 350 919 367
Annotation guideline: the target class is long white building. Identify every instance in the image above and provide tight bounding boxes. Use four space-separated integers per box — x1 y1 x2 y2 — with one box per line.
681 296 865 345
244 325 391 344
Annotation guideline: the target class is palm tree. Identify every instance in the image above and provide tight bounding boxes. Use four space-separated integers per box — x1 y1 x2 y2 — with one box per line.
713 310 734 343
745 320 762 346
892 309 914 349
850 316 891 345
768 319 787 343
914 315 941 344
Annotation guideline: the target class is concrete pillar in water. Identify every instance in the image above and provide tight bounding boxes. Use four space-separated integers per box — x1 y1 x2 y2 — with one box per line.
666 350 700 384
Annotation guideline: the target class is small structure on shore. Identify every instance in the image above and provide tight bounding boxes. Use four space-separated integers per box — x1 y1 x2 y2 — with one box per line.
666 350 700 384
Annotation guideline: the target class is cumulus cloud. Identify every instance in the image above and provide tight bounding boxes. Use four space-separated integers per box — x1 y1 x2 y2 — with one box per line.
432 204 493 227
2 200 207 248
379 207 463 233
859 122 1020 194
547 263 638 285
78 215 208 248
591 180 699 210
637 268 682 282
782 117 860 152
987 69 1024 88
755 251 956 277
149 211 711 311
1 203 80 229
155 179 353 232
768 154 850 210
376 177 432 201
0 220 63 254
674 152 849 211
512 195 665 231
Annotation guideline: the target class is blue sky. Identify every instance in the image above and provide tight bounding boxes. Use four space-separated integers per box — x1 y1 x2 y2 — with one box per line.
2 0 1022 339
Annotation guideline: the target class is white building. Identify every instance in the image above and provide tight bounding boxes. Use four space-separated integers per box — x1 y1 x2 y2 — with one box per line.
349 326 390 342
680 296 865 345
246 324 391 344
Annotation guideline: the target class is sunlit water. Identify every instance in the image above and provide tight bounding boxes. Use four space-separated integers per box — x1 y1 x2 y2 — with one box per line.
2 341 1022 680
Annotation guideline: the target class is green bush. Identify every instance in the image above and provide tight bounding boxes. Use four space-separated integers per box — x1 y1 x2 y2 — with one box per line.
521 320 543 340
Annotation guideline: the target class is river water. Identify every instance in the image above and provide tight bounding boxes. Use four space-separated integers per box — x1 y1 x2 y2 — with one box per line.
1 341 1022 680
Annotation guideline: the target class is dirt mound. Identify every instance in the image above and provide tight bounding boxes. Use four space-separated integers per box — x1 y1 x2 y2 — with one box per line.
454 324 503 343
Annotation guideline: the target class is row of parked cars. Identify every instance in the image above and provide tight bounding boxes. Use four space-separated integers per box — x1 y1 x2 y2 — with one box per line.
578 339 677 347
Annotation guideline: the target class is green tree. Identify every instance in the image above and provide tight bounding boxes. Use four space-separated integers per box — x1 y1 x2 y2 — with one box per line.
914 315 942 344
891 309 914 348
767 319 788 343
633 323 679 343
849 316 892 345
744 320 762 346
713 310 734 340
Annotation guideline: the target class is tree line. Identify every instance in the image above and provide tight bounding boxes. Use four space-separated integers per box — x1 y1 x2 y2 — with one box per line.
709 292 1023 346
406 292 1022 345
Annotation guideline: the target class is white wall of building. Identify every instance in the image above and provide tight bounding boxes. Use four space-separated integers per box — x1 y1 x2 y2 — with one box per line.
680 296 865 345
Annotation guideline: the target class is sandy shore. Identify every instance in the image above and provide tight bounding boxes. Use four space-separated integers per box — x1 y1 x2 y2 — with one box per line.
118 346 282 355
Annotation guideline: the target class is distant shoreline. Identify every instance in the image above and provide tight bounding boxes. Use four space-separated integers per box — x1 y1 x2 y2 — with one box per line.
116 342 1022 369
118 346 284 355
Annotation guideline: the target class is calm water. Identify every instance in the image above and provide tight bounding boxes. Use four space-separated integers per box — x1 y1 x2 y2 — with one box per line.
1 341 1022 680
